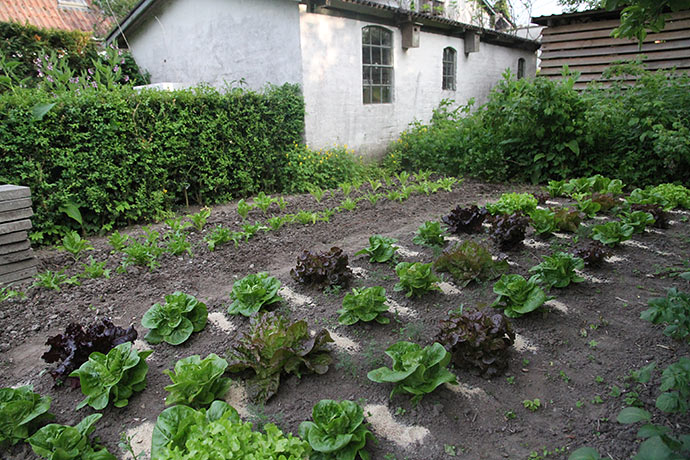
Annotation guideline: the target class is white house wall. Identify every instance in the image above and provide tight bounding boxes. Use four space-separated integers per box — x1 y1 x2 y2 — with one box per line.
299 10 536 156
125 0 302 90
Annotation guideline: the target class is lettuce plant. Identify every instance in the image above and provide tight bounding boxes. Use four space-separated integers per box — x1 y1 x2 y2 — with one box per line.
591 221 634 246
631 203 670 229
42 318 138 382
433 241 508 287
152 401 309 460
394 262 441 298
226 312 333 403
298 399 374 460
355 235 398 263
367 341 457 404
164 354 231 408
485 193 538 215
70 342 152 410
573 242 611 268
436 309 514 378
291 247 353 287
142 292 208 345
28 414 115 460
619 210 655 234
442 205 488 234
590 193 619 213
227 272 283 317
642 288 690 341
627 183 690 210
0 386 53 446
529 252 585 289
576 198 601 218
492 274 550 318
488 213 529 251
528 209 557 235
337 286 389 325
552 207 582 233
412 221 446 247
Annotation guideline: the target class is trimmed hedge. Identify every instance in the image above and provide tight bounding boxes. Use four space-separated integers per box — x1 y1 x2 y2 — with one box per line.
0 84 304 243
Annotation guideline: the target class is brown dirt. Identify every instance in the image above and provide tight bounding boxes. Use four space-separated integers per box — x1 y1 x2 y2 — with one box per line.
1 178 689 460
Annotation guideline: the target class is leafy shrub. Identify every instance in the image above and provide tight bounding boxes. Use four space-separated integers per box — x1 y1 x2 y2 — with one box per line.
627 183 690 210
152 401 309 460
298 399 374 460
337 286 390 325
492 274 550 318
0 386 53 447
529 252 585 289
227 273 283 317
355 235 398 263
28 414 115 460
619 210 655 234
291 247 353 288
142 292 207 345
528 209 557 235
573 242 611 268
394 262 441 297
433 240 508 287
631 204 669 229
69 342 152 410
486 193 538 215
163 354 231 408
226 312 333 403
591 221 634 246
280 144 365 194
641 288 690 341
436 309 515 378
42 318 138 382
488 213 529 251
367 341 457 404
412 221 446 247
552 207 582 233
442 205 488 234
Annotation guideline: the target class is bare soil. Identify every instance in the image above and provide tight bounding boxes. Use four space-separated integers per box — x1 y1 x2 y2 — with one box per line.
1 178 689 460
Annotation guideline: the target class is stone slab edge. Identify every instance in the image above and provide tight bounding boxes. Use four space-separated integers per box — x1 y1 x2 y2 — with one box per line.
0 198 32 213
0 266 37 285
0 240 30 256
0 208 34 224
0 220 32 236
0 185 30 201
0 231 27 246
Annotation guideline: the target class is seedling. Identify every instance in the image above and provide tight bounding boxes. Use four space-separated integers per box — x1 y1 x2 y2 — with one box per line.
504 409 517 420
253 192 273 214
80 256 111 279
506 376 515 385
108 230 129 252
368 179 382 192
60 231 94 261
187 207 211 231
236 199 253 219
33 270 80 291
575 400 584 408
588 340 599 348
340 182 353 197
522 399 541 411
340 197 357 211
308 185 326 203
595 376 604 384
591 396 603 405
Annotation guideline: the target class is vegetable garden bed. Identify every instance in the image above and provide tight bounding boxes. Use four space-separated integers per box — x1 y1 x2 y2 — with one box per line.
1 177 689 460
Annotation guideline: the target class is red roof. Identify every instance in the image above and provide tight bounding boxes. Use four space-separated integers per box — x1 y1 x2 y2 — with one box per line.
0 0 111 34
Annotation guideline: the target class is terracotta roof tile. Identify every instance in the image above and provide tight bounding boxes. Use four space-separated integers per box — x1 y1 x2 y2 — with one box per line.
0 0 112 34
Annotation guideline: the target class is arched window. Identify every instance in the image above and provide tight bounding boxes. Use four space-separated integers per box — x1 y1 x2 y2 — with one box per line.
362 26 393 104
517 58 526 79
442 47 457 91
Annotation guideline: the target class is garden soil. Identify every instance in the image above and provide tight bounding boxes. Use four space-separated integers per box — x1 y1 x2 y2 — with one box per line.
1 178 689 460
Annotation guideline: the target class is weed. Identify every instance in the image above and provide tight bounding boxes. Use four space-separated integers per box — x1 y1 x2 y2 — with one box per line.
504 409 517 420
576 400 584 408
335 351 358 378
609 385 622 397
394 406 406 416
591 395 604 404
506 376 515 385
118 431 145 460
444 444 456 456
0 286 25 302
588 340 599 348
595 376 604 384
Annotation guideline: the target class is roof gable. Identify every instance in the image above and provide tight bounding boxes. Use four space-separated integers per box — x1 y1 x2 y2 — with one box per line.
0 0 110 34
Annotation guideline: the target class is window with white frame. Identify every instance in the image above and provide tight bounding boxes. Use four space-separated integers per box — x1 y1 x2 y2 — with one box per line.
442 47 456 91
362 26 393 104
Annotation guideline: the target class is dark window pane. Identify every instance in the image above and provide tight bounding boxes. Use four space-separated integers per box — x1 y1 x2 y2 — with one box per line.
363 67 371 84
372 47 381 65
382 67 391 85
371 27 380 46
362 27 370 44
363 46 371 64
372 87 381 103
381 30 392 46
382 48 391 65
382 86 391 102
373 68 381 84
363 86 370 104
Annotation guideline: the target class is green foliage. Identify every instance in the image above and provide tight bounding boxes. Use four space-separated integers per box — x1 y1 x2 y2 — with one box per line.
656 357 690 414
0 285 24 303
367 341 458 404
108 230 129 252
616 406 690 460
337 286 390 326
69 342 152 410
227 272 283 317
522 399 541 411
291 247 353 288
187 207 211 232
163 354 231 409
553 207 582 233
280 144 365 194
433 240 509 287
59 231 93 261
591 221 634 246
394 262 441 297
412 221 446 247
120 227 164 270
152 401 309 460
32 269 80 291
226 312 333 403
28 414 115 460
576 198 601 218
298 399 374 460
529 209 558 235
355 235 399 263
80 256 111 279
204 225 242 251
620 210 655 234
642 288 690 341
142 292 208 345
0 385 53 446
492 274 550 318
627 184 690 210
529 252 585 289
604 0 688 42
254 192 273 214
486 193 538 215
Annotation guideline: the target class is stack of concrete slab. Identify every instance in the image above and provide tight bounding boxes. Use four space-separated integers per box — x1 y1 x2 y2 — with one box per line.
0 185 37 286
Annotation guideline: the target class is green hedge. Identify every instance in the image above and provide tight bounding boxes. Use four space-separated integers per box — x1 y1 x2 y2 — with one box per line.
0 84 304 243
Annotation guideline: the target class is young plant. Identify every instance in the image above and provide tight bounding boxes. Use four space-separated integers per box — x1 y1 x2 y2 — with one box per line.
412 221 446 247
163 353 231 408
656 357 690 414
368 178 383 192
522 399 541 411
33 269 80 291
436 176 459 192
528 208 558 235
591 221 634 246
226 312 333 403
59 231 93 261
492 274 550 318
0 386 53 447
641 288 690 341
267 215 286 231
187 207 211 231
619 210 655 234
295 210 319 225
442 205 488 234
394 171 410 186
0 286 24 303
367 341 457 404
108 230 129 252
355 235 399 263
340 197 358 211
291 247 353 288
121 227 164 270
298 399 374 460
552 207 582 233
485 193 538 215
529 252 585 289
164 231 192 256
488 213 529 251
309 185 327 203
242 222 266 239
436 308 515 378
236 198 253 219
616 406 690 460
28 414 115 460
337 286 390 325
627 183 690 210
69 342 152 410
141 292 208 345
433 241 508 287
204 225 242 251
573 242 611 268
80 256 111 279
630 203 669 229
590 193 619 213
227 272 283 317
365 192 382 205
394 262 441 298
254 191 273 214
575 198 601 219
276 196 287 211
340 182 353 197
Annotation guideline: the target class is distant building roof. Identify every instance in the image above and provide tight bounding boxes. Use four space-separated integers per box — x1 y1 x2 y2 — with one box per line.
532 8 621 26
0 0 110 34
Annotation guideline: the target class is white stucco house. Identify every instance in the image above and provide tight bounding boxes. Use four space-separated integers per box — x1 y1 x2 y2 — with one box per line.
108 0 539 156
